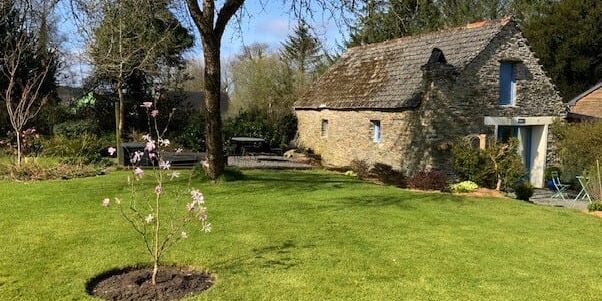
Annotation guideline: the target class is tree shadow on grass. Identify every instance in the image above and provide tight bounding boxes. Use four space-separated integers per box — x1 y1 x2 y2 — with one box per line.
212 240 315 272
242 171 365 193
303 191 470 213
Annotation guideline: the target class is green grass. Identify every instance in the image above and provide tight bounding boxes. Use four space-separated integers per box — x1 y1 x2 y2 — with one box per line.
1 169 602 300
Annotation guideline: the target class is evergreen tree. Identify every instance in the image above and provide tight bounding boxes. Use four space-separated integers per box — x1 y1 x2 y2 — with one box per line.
281 20 323 75
522 0 602 101
347 0 442 47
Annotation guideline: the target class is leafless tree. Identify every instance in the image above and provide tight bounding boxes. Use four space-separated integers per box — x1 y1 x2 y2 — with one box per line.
0 1 56 166
70 0 189 164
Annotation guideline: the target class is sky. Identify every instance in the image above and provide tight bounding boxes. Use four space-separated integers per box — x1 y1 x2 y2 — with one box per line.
55 1 352 87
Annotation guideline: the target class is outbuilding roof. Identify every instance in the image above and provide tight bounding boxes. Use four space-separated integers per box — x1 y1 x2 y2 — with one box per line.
295 17 514 110
567 82 602 120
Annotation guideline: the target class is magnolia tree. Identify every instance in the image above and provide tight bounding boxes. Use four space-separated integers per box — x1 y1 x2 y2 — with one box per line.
103 99 210 286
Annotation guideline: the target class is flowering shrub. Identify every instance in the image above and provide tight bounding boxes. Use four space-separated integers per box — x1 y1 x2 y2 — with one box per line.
102 100 210 285
450 181 479 193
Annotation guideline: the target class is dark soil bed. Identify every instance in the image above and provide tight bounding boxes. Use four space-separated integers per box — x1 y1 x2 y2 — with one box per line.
87 266 213 301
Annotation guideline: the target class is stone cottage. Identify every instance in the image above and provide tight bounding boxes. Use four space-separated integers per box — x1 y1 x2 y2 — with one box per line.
294 17 564 188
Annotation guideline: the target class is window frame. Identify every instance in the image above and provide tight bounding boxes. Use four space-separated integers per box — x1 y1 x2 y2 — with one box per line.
498 61 517 106
320 119 328 138
370 120 382 143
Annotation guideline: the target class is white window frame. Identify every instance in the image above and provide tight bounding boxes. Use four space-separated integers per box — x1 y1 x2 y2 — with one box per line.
370 120 381 143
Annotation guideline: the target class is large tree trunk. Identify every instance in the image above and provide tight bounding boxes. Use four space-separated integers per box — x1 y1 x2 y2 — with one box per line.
202 39 225 179
185 0 245 180
116 83 125 165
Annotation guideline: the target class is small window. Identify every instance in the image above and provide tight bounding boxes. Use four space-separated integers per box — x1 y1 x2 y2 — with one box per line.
499 62 516 105
370 120 381 143
320 119 328 137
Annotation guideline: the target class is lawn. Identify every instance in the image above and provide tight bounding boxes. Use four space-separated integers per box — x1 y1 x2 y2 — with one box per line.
1 169 601 300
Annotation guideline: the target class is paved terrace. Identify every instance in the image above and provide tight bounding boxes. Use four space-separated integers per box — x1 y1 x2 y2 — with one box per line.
529 189 590 211
227 155 314 169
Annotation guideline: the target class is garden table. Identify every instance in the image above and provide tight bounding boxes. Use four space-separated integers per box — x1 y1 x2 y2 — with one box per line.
574 176 592 203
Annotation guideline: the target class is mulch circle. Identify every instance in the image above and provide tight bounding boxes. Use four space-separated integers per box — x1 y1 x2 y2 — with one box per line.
87 266 214 301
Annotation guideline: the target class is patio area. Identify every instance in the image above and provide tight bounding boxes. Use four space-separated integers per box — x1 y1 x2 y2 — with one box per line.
227 155 314 169
529 189 590 211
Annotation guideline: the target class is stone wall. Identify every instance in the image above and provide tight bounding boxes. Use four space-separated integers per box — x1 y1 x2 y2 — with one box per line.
295 109 414 168
295 23 564 175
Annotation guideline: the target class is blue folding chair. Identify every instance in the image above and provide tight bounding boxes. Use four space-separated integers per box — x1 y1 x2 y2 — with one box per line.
551 172 570 200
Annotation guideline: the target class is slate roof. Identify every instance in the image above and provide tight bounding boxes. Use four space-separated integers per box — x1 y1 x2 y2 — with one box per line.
295 17 513 110
567 82 602 120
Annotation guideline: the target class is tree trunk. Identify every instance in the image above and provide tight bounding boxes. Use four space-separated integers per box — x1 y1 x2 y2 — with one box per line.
151 261 158 285
16 131 21 167
202 39 225 179
116 84 125 165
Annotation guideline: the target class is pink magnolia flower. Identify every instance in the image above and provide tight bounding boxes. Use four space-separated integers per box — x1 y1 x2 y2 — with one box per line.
131 151 143 164
159 160 171 170
141 102 153 108
107 147 117 156
134 167 144 178
145 140 156 152
151 110 159 117
154 184 162 195
190 189 204 204
101 198 110 207
202 223 212 233
159 138 170 147
142 134 152 141
201 160 209 169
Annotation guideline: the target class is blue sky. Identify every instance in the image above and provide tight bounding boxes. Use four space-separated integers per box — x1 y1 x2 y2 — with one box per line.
56 1 352 86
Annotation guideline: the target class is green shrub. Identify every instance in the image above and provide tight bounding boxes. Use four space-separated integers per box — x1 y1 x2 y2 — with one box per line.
53 120 98 138
452 137 525 191
41 134 112 165
370 163 406 187
224 110 297 149
544 165 562 181
452 139 496 187
408 170 447 191
350 159 370 179
450 181 479 193
584 160 602 202
0 159 102 181
553 121 602 180
514 181 534 201
587 201 602 212
174 113 206 152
